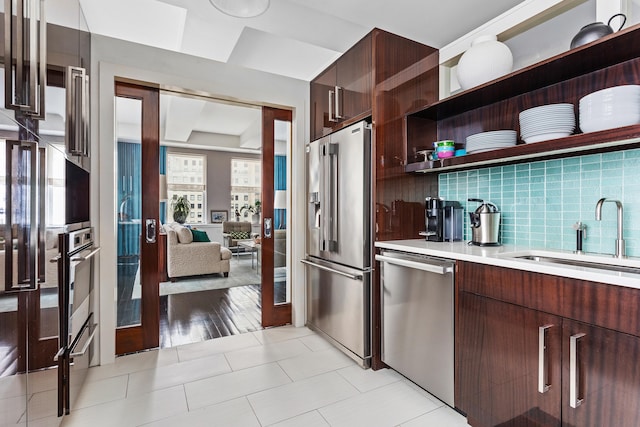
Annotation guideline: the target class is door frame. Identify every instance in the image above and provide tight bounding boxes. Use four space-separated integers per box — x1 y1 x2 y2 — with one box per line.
261 106 292 327
114 82 160 354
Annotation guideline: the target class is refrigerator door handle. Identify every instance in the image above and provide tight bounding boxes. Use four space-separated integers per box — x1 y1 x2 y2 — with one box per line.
301 259 363 281
325 143 338 252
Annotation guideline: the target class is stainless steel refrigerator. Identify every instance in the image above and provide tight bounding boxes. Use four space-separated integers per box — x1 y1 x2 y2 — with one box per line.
303 120 372 368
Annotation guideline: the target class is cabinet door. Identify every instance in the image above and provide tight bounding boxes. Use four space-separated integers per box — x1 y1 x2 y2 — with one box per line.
562 320 640 427
336 34 372 123
456 292 562 427
310 64 336 141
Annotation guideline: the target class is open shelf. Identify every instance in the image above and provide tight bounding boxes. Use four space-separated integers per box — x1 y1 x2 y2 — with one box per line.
408 23 640 121
405 125 640 174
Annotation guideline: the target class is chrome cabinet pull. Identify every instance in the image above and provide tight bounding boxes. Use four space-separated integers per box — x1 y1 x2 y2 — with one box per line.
570 332 586 408
4 0 46 118
538 324 553 393
334 86 343 119
328 90 337 122
66 66 89 156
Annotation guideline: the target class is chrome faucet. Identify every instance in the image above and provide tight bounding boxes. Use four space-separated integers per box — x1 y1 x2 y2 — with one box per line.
595 198 626 258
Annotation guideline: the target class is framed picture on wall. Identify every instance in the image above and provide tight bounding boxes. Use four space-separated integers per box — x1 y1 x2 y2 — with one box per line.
210 210 228 223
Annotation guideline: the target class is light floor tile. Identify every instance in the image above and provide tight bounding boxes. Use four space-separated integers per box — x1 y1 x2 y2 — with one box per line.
252 326 314 344
60 385 187 427
277 347 353 381
247 371 359 426
141 397 260 427
127 353 230 395
336 365 403 393
0 394 26 425
224 338 311 371
0 374 26 399
184 362 291 410
298 334 334 352
401 405 470 427
26 369 59 395
85 347 179 383
74 375 128 409
319 380 440 427
21 389 57 422
176 332 262 362
267 410 329 427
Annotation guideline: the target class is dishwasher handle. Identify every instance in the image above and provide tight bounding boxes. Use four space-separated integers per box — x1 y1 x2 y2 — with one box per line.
375 254 453 275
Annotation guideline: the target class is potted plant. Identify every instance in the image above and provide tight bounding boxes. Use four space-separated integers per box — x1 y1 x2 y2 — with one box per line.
171 195 191 224
240 200 261 224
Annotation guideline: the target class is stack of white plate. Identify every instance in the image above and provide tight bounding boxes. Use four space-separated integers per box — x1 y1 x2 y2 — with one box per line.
466 130 517 153
580 85 640 133
519 103 575 143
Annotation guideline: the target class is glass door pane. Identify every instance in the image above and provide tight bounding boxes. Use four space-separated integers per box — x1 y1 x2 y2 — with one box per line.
273 120 290 305
116 97 142 327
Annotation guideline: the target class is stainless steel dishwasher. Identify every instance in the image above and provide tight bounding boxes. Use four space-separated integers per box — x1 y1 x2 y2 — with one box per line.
376 249 455 407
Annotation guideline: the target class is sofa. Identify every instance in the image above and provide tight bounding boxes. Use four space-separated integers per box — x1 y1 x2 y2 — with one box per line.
164 223 232 280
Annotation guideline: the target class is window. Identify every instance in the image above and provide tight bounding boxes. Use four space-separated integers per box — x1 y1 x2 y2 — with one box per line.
230 158 260 218
166 152 206 224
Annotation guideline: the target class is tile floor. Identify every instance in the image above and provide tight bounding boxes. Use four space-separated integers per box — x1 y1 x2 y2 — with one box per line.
57 326 470 427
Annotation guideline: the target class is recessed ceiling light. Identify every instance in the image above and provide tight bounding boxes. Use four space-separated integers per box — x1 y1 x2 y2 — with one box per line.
209 0 270 18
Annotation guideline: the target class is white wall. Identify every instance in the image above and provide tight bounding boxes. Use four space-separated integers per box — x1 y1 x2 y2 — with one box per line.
91 34 309 365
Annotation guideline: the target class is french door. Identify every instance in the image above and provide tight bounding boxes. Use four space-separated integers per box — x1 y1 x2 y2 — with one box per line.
114 82 160 354
261 107 292 327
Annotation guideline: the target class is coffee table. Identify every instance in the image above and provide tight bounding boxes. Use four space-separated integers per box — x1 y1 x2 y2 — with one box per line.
238 240 260 269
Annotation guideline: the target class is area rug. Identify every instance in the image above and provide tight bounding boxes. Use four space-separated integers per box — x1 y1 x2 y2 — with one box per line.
132 257 262 298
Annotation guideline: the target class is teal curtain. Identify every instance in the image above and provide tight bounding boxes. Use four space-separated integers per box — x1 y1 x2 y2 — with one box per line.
274 155 286 229
117 141 141 257
159 146 167 224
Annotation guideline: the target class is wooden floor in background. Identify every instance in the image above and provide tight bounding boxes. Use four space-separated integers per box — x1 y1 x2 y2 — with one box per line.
159 284 264 348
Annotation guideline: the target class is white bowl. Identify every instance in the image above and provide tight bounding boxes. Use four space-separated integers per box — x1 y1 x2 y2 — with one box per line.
523 132 572 143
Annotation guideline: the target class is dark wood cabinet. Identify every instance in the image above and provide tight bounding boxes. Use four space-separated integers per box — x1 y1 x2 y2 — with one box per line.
457 292 562 427
310 33 372 140
456 261 640 427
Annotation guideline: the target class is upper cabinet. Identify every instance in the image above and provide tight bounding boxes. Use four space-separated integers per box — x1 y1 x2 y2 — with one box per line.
310 33 372 141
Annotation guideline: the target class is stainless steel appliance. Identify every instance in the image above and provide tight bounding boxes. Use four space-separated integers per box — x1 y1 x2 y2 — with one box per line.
55 226 99 416
468 198 501 246
422 197 463 242
303 120 372 368
376 249 455 407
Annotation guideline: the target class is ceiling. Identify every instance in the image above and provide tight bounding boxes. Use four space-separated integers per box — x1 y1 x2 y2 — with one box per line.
45 0 528 151
76 0 526 81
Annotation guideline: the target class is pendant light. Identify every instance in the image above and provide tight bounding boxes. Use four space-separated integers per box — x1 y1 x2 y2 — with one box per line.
209 0 270 18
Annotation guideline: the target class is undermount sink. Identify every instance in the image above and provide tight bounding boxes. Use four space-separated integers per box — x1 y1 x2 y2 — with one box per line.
496 250 640 275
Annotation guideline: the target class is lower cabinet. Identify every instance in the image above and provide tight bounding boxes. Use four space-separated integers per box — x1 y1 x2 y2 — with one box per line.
456 262 640 427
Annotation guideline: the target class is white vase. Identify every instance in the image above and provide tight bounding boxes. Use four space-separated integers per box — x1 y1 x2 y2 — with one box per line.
456 35 513 91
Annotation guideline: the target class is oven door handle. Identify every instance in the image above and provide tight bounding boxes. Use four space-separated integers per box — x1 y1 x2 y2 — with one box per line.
70 247 101 262
70 324 98 358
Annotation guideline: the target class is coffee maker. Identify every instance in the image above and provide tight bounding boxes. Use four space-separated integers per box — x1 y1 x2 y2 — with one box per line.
422 197 463 242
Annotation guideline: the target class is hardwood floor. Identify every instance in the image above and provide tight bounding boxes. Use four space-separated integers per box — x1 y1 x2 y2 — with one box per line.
159 285 263 348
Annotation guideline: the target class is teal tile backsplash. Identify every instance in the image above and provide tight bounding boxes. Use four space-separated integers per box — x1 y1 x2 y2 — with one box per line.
438 149 640 257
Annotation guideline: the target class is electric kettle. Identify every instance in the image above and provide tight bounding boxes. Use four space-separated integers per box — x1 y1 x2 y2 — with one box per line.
468 198 501 246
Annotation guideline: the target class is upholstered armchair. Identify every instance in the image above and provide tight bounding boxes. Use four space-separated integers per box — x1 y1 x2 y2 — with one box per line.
222 221 253 249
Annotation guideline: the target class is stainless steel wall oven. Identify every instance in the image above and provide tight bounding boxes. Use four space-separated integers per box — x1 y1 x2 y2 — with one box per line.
55 226 99 416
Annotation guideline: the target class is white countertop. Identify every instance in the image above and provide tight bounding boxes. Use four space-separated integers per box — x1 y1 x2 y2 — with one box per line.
375 239 640 289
